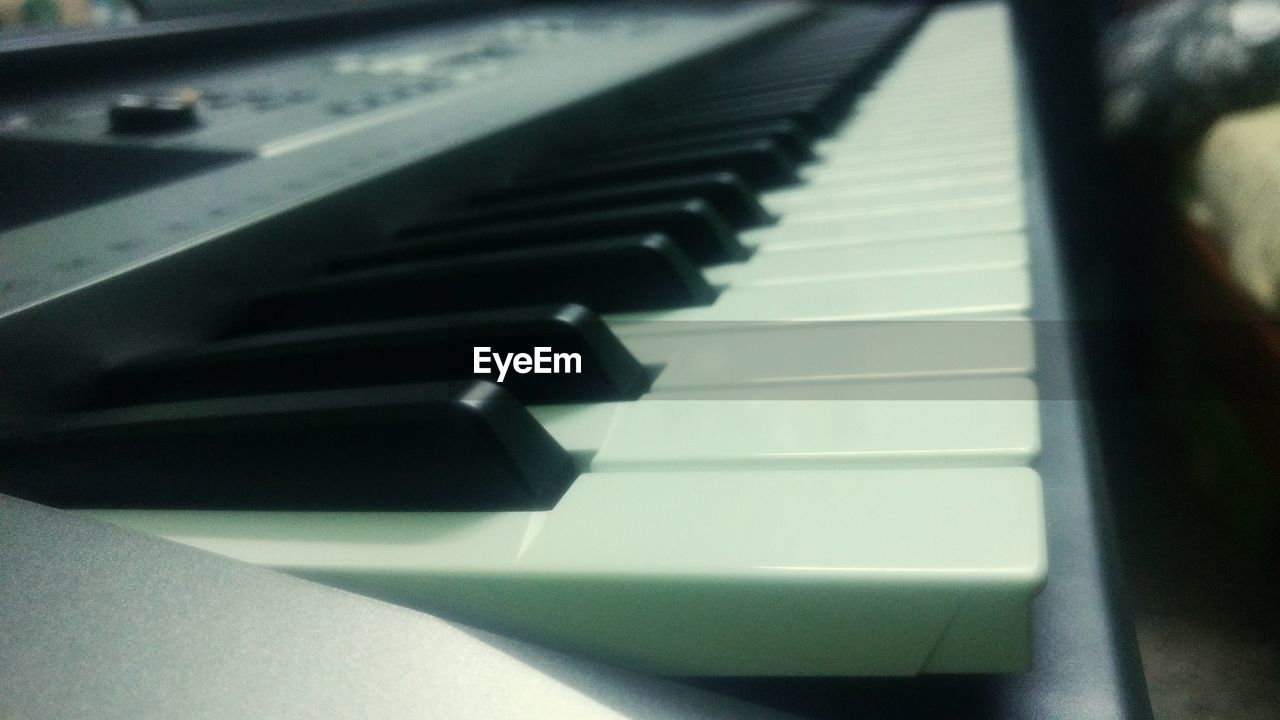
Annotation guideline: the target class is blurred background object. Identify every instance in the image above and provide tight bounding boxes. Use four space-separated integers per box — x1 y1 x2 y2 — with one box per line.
0 0 138 28
1099 1 1280 718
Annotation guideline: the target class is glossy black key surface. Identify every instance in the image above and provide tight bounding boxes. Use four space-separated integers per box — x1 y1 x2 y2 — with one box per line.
462 172 771 230
646 89 847 130
685 74 865 103
100 305 650 406
0 382 577 511
579 120 817 164
611 103 834 138
517 139 800 192
570 127 807 174
382 199 747 266
252 235 716 331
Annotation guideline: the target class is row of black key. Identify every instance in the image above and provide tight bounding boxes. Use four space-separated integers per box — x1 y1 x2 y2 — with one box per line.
0 5 925 512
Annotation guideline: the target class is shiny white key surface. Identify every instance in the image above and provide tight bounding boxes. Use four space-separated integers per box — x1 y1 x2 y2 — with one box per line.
587 394 1039 471
764 194 1024 228
530 383 1040 470
529 403 615 457
854 90 1015 111
760 170 1021 213
639 319 1036 390
608 265 1030 328
817 131 1018 155
653 376 1037 401
808 138 1018 170
814 118 1017 146
86 467 1047 675
770 187 1024 224
742 200 1025 248
801 151 1020 185
703 233 1027 286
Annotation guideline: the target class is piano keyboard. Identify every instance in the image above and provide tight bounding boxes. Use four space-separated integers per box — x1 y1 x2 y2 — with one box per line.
2 2 1047 677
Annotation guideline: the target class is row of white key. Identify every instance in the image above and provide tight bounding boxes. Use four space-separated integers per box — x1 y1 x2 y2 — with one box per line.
601 3 1030 385
89 3 1047 677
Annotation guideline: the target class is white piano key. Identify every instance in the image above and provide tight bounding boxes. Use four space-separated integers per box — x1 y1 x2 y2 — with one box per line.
767 186 1023 223
773 194 1022 226
861 75 1014 91
862 85 1014 101
820 129 1018 153
704 233 1027 286
85 467 1047 675
529 403 616 458
761 171 1021 214
816 134 1018 159
584 392 1040 471
803 156 1024 190
816 120 1018 151
853 85 1016 106
612 331 692 366
844 83 1009 99
779 167 1021 196
741 201 1026 248
834 99 1016 119
800 150 1021 185
650 376 1038 400
639 318 1036 390
609 266 1031 328
850 104 1017 124
529 378 1040 470
805 137 1018 169
862 78 1014 95
847 121 1016 138
778 193 1029 226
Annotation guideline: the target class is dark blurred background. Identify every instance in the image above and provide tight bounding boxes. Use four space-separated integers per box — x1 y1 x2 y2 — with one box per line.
1014 1 1280 717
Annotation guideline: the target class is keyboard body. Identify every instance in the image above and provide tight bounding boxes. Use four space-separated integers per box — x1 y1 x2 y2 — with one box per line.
0 493 794 720
0 1 1150 710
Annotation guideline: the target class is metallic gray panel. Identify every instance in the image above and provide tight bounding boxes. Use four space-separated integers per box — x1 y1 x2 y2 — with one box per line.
0 494 795 720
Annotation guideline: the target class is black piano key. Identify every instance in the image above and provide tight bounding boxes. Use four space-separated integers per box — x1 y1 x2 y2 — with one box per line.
250 235 716 331
683 73 865 102
516 139 800 192
620 58 887 139
572 122 816 169
99 305 650 406
590 119 817 162
558 137 808 187
682 76 867 120
612 104 834 139
647 86 846 123
710 56 872 84
461 173 771 230
0 382 577 511
380 200 747 267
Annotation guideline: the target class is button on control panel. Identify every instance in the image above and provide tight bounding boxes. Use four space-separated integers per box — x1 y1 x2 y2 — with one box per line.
108 88 201 134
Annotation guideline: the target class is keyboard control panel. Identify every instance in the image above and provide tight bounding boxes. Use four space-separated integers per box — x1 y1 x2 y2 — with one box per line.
0 2 806 323
0 10 730 155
